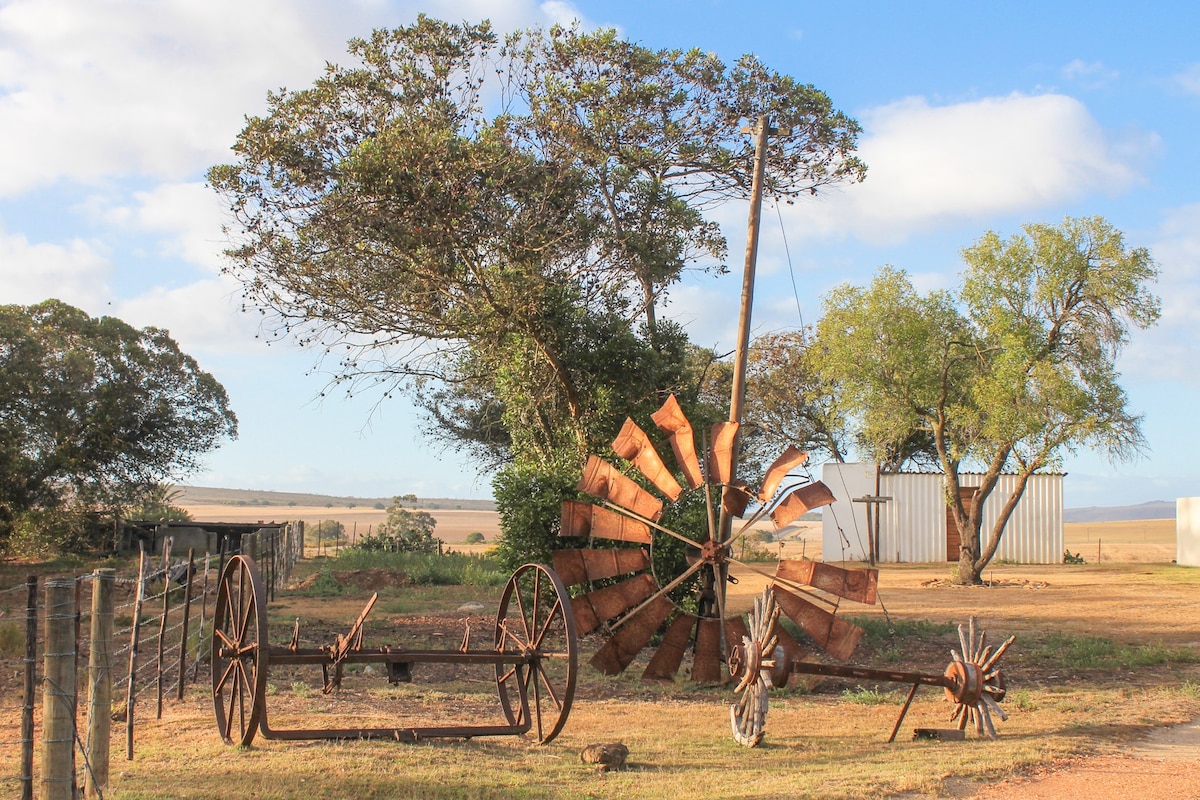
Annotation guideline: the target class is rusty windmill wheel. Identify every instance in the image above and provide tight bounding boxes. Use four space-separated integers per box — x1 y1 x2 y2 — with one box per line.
555 394 880 684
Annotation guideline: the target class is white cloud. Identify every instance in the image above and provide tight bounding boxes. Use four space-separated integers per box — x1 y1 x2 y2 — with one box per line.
781 93 1147 244
0 0 567 196
1122 203 1200 384
1174 63 1200 96
87 181 230 272
0 227 112 307
113 274 267 357
1061 59 1119 88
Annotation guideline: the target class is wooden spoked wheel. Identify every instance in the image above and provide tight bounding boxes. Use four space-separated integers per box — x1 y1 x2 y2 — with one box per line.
211 555 269 746
494 563 578 744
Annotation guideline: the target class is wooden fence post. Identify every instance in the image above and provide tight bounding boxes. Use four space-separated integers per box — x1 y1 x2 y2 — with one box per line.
42 579 77 800
156 539 173 719
126 544 147 759
177 549 195 700
191 553 211 684
86 569 115 798
20 576 37 800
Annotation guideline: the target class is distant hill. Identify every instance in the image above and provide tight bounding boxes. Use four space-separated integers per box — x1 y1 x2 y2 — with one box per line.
1064 501 1175 524
176 486 495 512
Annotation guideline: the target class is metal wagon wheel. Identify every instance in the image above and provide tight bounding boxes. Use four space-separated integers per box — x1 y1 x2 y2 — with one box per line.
211 554 269 746
556 394 877 684
494 563 578 744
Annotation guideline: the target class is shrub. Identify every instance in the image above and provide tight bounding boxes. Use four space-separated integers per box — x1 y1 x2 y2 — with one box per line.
465 532 486 544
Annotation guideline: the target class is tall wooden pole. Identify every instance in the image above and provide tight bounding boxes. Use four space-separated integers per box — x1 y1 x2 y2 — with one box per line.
42 579 77 800
718 115 772 545
86 569 115 798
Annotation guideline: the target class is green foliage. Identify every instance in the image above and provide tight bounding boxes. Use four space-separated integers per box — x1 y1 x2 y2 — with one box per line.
812 217 1159 583
464 532 486 544
307 519 346 545
125 484 192 523
492 459 579 572
840 686 896 705
210 15 863 476
1063 550 1087 564
0 621 23 659
0 300 236 554
1025 632 1198 669
301 568 345 597
354 496 441 553
333 548 507 587
846 615 957 642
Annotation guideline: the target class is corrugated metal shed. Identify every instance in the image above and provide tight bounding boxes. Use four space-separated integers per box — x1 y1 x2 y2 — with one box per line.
821 463 1063 565
1178 498 1200 567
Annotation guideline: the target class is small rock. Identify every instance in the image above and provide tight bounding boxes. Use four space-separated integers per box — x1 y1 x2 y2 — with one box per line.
580 742 629 772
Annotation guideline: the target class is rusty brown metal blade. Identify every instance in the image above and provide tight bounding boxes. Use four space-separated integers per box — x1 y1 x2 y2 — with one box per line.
776 559 879 605
770 481 837 528
577 455 664 521
552 548 650 587
569 573 658 635
612 418 683 502
721 483 754 517
691 618 724 683
589 595 674 676
769 622 820 689
559 500 653 544
771 584 864 661
708 422 739 485
650 394 703 489
759 446 810 502
723 615 749 660
642 613 698 681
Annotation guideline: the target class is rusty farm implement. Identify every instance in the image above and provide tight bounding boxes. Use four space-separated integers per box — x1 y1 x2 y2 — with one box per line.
210 555 578 746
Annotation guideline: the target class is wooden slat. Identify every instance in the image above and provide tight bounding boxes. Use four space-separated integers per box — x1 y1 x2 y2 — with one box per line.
770 481 836 528
776 559 878 605
590 595 674 676
707 422 739 485
759 446 810 502
643 613 697 681
552 548 650 587
612 418 683 502
771 584 864 661
691 618 724 683
577 455 663 521
650 394 703 489
569 573 657 635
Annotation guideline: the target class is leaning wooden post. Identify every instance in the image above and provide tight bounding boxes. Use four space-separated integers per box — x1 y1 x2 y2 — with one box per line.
42 579 77 800
191 553 211 683
86 569 115 799
20 576 37 800
156 538 173 719
176 549 195 700
125 544 147 759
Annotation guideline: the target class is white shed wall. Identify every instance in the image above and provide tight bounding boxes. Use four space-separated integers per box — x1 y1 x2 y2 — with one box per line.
1178 497 1200 567
821 464 1063 564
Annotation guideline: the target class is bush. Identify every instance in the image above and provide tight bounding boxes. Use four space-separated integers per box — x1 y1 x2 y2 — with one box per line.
464 532 486 544
334 548 507 587
492 459 580 573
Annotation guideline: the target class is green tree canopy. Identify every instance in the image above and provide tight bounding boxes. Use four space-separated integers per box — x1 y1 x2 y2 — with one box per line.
209 15 865 472
812 217 1159 583
0 300 238 552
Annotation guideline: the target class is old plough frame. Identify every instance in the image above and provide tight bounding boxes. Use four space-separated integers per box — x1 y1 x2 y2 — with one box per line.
210 555 578 746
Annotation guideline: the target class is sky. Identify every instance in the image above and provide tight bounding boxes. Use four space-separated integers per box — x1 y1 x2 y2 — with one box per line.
1 0 1197 508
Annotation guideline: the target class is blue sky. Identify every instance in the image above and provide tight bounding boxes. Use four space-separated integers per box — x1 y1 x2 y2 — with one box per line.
1 0 1196 508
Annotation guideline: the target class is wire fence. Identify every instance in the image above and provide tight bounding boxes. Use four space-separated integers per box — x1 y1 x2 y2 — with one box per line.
0 524 301 799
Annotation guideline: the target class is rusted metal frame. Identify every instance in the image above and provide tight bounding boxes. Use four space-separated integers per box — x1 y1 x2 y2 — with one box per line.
265 647 538 667
259 722 533 741
725 556 842 610
789 660 957 690
887 683 921 743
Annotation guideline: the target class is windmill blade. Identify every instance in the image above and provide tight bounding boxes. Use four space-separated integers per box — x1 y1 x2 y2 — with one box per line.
771 584 865 661
643 613 698 680
590 595 674 675
692 618 724 683
708 422 739 485
724 614 750 660
770 481 837 528
560 500 652 544
570 573 658 635
650 394 703 489
722 483 754 517
577 455 664 522
776 560 879 605
552 548 650 587
759 447 810 502
612 418 683 502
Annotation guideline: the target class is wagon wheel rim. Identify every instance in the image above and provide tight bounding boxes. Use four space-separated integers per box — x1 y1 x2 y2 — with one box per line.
494 563 578 744
211 555 269 746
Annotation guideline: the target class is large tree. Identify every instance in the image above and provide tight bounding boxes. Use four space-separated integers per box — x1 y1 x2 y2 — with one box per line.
813 217 1159 583
0 300 238 552
209 16 865 471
